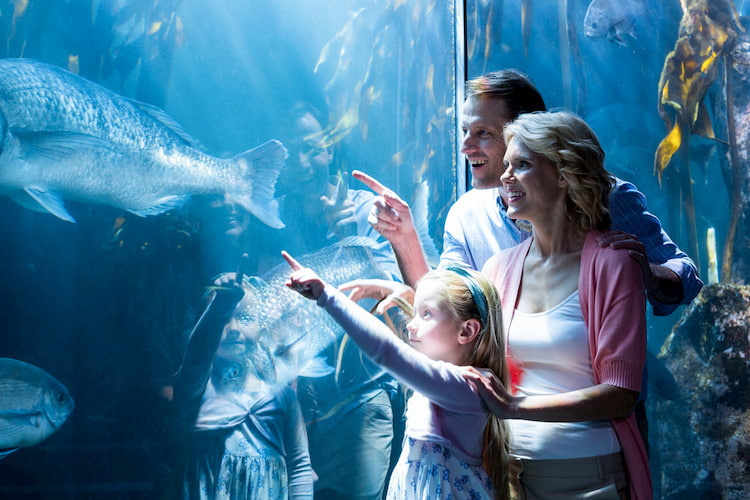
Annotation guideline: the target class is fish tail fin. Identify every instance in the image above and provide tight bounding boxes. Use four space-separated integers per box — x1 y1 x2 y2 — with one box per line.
229 140 288 229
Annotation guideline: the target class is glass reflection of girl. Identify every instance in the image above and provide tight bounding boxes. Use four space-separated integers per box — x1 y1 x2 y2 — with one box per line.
172 272 313 500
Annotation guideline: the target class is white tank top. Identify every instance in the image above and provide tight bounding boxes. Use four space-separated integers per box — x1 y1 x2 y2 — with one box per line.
507 290 621 459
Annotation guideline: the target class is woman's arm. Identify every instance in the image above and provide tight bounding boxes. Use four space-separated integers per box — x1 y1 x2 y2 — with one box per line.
463 367 638 421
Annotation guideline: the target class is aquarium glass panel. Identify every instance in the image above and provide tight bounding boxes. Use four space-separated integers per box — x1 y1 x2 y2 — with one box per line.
466 0 750 498
0 0 458 498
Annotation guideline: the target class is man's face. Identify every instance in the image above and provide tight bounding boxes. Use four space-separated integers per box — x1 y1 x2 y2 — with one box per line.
460 95 513 189
280 112 333 197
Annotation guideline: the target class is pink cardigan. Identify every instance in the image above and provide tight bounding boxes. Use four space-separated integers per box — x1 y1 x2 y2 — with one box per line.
482 231 653 500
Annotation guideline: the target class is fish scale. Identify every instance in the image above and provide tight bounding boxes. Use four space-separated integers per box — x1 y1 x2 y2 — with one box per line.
240 238 392 386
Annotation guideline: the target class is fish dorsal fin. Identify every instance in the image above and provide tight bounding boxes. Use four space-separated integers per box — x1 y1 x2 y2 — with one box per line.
131 99 199 147
333 235 386 251
21 187 76 223
331 236 395 279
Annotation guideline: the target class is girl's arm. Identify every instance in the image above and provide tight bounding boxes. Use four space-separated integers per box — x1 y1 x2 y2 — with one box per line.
284 252 482 412
281 387 314 499
173 284 244 403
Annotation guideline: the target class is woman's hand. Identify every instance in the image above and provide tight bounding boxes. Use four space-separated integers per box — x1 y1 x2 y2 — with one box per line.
464 365 639 421
462 366 516 418
283 251 326 301
339 278 415 315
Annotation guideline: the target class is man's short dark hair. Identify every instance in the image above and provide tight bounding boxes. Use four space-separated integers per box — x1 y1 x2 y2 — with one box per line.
465 69 547 120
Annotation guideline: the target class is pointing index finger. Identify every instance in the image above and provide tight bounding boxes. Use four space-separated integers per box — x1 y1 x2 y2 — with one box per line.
282 251 304 271
352 170 387 195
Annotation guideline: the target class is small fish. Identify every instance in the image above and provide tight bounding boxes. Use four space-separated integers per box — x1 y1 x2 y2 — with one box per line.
0 59 286 227
583 0 647 45
0 358 74 459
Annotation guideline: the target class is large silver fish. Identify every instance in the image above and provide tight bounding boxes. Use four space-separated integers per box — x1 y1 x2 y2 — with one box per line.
240 237 395 387
0 58 285 227
0 358 74 459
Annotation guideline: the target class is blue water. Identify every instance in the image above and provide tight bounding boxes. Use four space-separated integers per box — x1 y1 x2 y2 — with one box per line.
0 1 745 498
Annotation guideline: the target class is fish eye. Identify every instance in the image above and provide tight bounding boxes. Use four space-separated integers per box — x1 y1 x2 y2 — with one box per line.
56 392 68 404
236 312 255 326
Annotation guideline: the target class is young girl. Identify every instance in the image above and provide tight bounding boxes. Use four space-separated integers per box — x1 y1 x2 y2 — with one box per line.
283 251 510 500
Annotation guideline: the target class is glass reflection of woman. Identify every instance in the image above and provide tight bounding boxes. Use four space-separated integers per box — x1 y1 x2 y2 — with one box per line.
172 269 313 500
465 111 651 500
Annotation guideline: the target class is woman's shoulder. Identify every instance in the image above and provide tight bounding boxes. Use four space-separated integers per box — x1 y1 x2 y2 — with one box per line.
582 231 642 284
483 238 531 274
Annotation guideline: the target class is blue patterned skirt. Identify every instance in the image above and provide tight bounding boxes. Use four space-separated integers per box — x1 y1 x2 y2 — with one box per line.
386 437 494 500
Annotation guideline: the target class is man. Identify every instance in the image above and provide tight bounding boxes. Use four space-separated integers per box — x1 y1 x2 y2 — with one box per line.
355 69 703 453
359 69 702 314
274 101 402 500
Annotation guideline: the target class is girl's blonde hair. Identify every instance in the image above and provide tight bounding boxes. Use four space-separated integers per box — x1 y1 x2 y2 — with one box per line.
419 267 510 500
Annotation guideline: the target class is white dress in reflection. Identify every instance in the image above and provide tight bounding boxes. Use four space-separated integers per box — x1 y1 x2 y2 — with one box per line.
182 382 312 500
176 291 313 500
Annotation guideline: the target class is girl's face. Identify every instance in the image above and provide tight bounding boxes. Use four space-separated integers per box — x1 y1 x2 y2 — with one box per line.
217 290 262 360
407 283 467 365
501 136 567 224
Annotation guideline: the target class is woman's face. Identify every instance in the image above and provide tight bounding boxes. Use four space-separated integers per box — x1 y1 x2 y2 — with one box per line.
501 136 567 224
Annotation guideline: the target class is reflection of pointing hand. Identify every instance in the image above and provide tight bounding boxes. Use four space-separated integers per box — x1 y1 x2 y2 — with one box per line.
235 253 250 284
352 170 415 246
282 251 325 301
321 172 357 238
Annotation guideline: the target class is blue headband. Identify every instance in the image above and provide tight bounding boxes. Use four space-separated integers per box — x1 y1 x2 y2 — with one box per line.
445 265 490 328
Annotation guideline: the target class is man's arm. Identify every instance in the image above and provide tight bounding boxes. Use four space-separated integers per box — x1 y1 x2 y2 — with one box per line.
606 179 703 315
353 170 430 286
